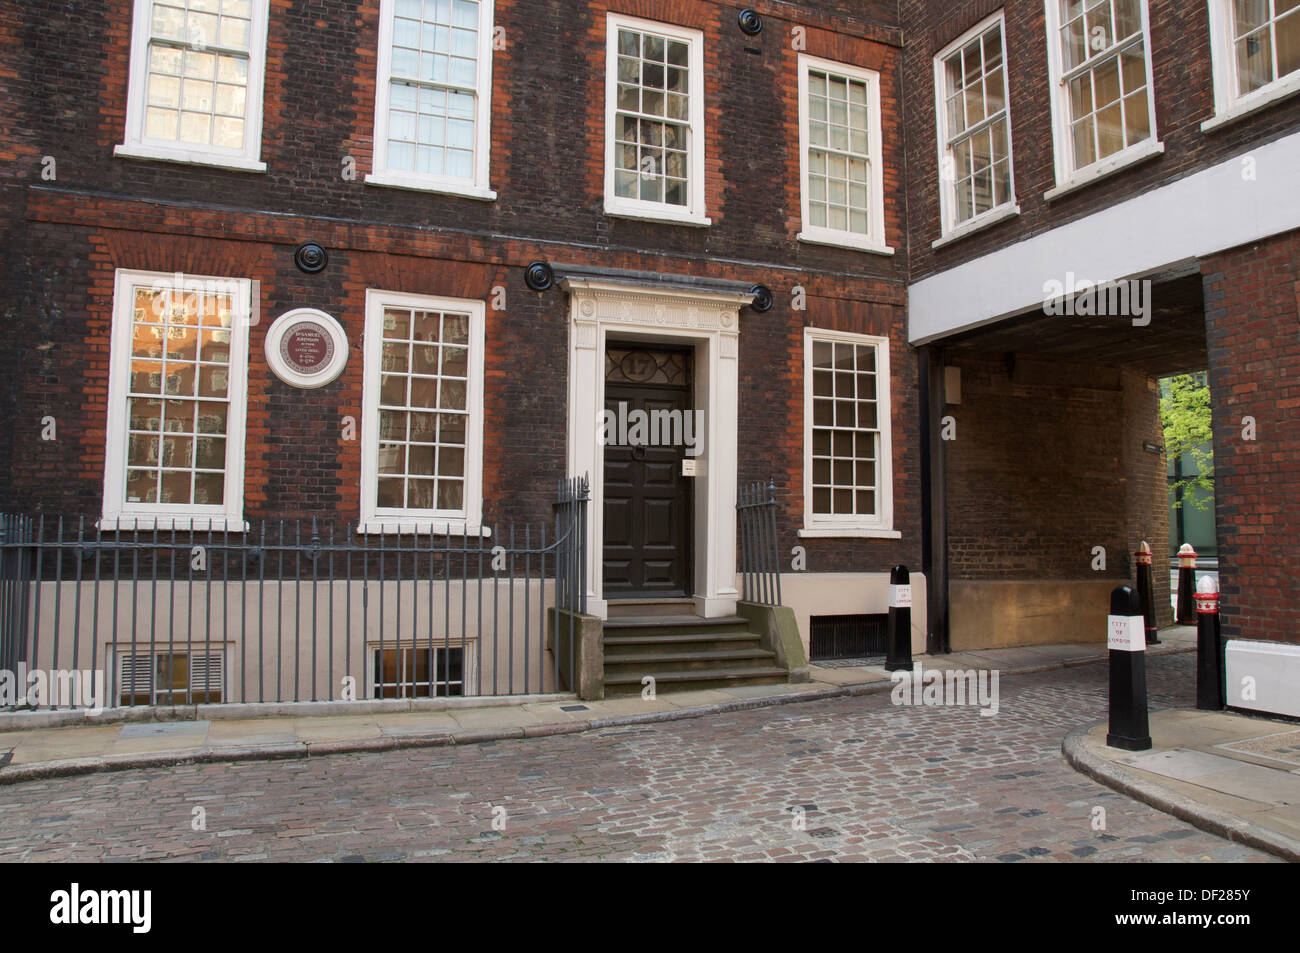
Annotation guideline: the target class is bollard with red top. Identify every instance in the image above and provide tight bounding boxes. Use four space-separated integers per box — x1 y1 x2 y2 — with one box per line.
1195 575 1224 711
1134 540 1160 645
1175 543 1197 624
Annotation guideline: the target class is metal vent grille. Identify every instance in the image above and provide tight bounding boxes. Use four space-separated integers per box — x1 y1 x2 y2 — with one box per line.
809 613 889 661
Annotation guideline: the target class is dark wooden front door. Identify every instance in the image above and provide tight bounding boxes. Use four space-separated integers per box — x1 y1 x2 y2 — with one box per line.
603 346 693 599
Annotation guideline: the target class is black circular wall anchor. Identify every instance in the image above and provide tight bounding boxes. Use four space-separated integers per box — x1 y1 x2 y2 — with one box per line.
738 8 763 36
293 242 329 274
524 260 555 292
749 284 774 312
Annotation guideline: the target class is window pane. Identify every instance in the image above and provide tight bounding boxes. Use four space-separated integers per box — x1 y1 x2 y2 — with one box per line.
809 338 882 518
1277 9 1300 80
613 25 693 208
371 307 474 514
1236 27 1274 93
385 0 479 179
119 276 239 512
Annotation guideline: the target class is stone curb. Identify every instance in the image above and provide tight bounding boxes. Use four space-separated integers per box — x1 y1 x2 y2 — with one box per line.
0 646 1192 786
0 692 575 734
1061 724 1300 863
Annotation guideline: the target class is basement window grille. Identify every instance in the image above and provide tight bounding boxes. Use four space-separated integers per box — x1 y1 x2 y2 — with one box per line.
118 650 225 706
809 613 888 661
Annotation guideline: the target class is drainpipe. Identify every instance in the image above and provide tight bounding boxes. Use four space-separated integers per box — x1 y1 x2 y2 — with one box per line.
919 345 950 655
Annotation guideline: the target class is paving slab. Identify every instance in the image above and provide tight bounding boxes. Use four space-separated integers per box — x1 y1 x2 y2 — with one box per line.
120 721 209 739
577 696 680 718
1064 709 1300 862
293 716 382 743
807 667 880 686
448 707 546 733
373 712 459 736
206 719 300 746
1018 644 1105 662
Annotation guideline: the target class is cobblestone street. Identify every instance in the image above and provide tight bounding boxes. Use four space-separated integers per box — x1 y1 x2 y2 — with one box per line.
0 653 1277 862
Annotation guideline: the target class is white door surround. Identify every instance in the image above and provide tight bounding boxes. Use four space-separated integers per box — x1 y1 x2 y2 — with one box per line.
561 272 755 620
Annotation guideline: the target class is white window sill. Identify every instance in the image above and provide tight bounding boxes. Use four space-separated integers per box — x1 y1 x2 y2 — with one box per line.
113 143 267 173
798 527 902 539
932 203 1021 249
1043 139 1165 202
1201 76 1300 132
364 171 497 202
358 520 492 537
798 230 895 256
97 516 250 533
604 202 711 228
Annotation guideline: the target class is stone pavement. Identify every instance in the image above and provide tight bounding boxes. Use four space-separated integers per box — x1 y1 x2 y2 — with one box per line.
1066 709 1300 862
0 628 1198 784
0 635 1282 862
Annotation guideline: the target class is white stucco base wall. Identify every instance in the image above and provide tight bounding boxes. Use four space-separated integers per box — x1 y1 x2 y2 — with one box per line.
780 572 928 659
1224 640 1300 719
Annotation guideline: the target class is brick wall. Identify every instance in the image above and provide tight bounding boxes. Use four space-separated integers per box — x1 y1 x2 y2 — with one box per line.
944 352 1169 617
1203 229 1300 647
0 0 922 579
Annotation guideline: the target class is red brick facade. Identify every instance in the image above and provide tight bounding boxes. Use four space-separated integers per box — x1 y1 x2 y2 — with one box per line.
0 0 920 578
1203 231 1300 647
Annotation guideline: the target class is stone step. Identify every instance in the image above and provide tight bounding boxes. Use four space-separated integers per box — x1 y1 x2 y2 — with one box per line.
604 666 790 695
606 599 698 619
604 631 765 656
604 647 778 676
602 615 752 639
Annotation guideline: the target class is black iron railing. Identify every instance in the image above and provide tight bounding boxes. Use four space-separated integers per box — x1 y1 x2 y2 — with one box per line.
0 477 589 710
736 478 783 606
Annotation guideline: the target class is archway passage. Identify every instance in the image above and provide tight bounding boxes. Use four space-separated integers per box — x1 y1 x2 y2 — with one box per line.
933 272 1208 651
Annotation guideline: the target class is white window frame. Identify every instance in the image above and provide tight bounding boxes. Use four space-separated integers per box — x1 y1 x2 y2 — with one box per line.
115 0 270 172
603 13 709 227
1043 0 1164 200
101 269 252 532
1204 0 1300 131
366 0 497 200
797 55 892 254
932 11 1021 244
360 290 487 535
114 647 226 705
799 328 898 539
369 642 473 698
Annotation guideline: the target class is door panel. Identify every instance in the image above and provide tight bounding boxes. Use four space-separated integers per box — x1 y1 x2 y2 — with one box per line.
603 352 693 599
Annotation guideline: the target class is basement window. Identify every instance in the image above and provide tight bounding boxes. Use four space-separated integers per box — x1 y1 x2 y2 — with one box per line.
118 650 225 705
372 646 466 697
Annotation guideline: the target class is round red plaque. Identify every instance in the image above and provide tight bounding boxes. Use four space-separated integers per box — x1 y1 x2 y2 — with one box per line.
265 309 348 388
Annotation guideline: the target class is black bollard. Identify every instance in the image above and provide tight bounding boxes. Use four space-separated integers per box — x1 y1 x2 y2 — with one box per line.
1134 540 1160 645
1175 544 1197 624
1195 575 1224 711
1106 585 1152 751
885 565 913 672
